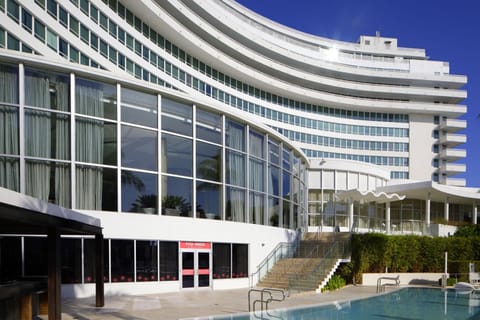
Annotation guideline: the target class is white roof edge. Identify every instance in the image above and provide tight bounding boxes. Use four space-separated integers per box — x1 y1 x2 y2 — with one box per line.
308 158 390 180
220 0 426 57
336 189 405 203
378 180 480 200
0 187 102 228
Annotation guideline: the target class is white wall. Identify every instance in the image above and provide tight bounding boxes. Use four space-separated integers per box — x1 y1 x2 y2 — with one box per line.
63 210 298 297
362 273 444 286
409 114 436 181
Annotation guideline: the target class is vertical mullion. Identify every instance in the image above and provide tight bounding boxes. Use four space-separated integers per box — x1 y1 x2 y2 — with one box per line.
70 73 76 208
221 115 225 220
192 104 196 218
245 125 249 223
19 63 25 194
116 84 121 212
157 94 162 215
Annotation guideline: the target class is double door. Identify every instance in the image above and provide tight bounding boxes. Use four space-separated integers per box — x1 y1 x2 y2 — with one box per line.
181 250 210 289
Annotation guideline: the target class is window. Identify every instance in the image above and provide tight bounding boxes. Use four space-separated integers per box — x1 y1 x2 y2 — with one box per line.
83 239 109 283
69 16 79 36
76 164 117 211
99 39 108 57
99 12 108 31
121 87 157 128
232 244 248 278
47 28 57 50
61 238 82 283
159 242 178 281
24 237 47 276
161 175 192 217
212 243 248 279
225 120 244 151
161 98 192 136
80 24 89 43
121 125 157 170
59 6 68 27
161 134 192 177
213 243 230 279
35 20 46 42
79 0 88 14
109 20 117 38
108 46 116 64
110 240 134 282
136 241 158 281
59 37 68 57
90 4 98 22
7 0 19 22
6 34 19 51
46 0 57 18
196 109 221 144
0 237 22 282
21 8 32 31
75 115 116 165
90 33 98 50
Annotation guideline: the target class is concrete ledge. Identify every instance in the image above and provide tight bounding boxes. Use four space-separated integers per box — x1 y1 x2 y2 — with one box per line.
362 273 444 286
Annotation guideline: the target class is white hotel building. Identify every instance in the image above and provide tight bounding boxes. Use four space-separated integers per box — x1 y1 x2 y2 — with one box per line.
0 0 478 296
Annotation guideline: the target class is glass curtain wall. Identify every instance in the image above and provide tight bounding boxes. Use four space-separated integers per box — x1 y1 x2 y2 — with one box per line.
75 77 117 211
24 68 70 207
249 130 265 225
0 64 19 191
0 62 307 229
225 120 246 222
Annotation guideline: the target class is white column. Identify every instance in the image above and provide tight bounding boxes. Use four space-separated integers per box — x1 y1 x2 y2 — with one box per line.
386 202 391 234
444 197 450 222
473 203 478 225
426 193 431 226
348 198 354 231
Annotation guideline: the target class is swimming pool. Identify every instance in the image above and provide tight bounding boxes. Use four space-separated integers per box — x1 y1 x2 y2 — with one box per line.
207 287 480 320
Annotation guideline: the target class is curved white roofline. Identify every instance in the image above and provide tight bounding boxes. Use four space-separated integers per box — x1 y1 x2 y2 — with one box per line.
220 0 426 58
309 158 391 180
378 181 480 204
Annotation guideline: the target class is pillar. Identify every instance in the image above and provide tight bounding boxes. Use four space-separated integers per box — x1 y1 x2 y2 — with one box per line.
348 198 354 231
444 197 449 222
386 202 391 234
47 228 61 320
95 234 105 308
426 193 431 226
473 203 478 225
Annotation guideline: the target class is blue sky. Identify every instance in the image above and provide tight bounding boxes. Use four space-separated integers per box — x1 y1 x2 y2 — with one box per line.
236 0 479 187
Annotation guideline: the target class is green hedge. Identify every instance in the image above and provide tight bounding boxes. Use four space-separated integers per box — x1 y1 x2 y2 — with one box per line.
351 234 480 283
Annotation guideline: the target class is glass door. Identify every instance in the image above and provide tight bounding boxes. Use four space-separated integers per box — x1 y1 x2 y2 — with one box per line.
181 250 211 289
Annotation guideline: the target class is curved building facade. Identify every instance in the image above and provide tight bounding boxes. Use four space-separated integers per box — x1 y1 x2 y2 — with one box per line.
0 0 477 296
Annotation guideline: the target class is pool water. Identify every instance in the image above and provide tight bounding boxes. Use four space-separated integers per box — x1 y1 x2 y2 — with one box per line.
210 287 480 320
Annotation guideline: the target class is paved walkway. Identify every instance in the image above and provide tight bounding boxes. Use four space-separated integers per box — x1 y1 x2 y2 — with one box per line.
57 285 382 319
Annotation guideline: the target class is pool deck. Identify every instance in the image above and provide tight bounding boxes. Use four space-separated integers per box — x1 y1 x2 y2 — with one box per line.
59 285 385 319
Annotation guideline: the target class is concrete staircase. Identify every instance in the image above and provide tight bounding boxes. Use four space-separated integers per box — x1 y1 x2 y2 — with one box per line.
256 232 351 293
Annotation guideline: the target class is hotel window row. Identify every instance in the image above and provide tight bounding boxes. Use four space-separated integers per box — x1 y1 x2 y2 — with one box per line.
274 127 409 152
0 62 306 229
26 0 409 125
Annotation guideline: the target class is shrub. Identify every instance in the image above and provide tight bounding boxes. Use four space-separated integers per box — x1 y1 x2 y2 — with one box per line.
322 275 346 292
349 234 480 283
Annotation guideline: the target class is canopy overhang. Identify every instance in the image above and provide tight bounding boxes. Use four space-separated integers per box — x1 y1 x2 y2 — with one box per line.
0 188 104 319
